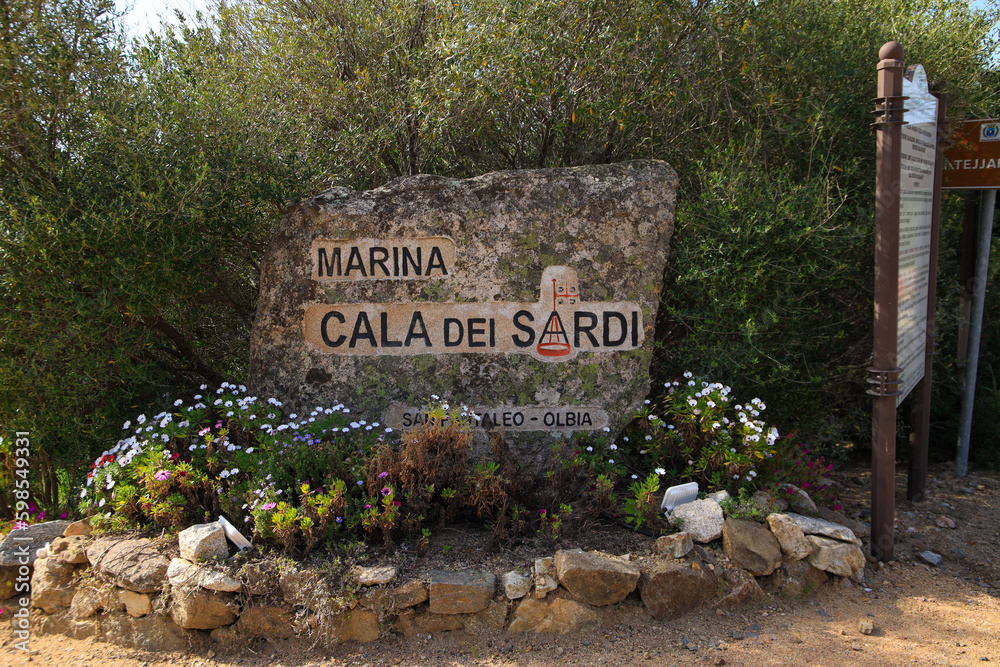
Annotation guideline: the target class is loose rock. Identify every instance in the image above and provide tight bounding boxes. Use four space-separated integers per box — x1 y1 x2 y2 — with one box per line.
638 558 716 620
767 513 817 561
534 557 558 599
554 549 640 606
502 570 532 600
428 569 495 614
167 558 241 592
0 521 71 566
670 499 724 543
722 519 781 576
806 535 865 579
177 523 228 562
655 532 694 559
508 595 599 634
87 538 170 593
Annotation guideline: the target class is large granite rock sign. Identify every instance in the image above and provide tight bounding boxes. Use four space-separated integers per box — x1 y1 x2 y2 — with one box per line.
250 161 678 471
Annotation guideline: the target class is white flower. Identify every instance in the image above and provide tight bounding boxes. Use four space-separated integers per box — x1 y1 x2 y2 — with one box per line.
442 404 449 410
687 460 694 466
189 445 197 451
431 394 439 400
683 371 693 378
230 468 239 475
688 380 696 387
220 470 230 479
610 444 618 451
655 468 666 475
602 427 610 433
707 401 716 408
137 414 146 425
80 489 87 498
106 479 115 490
99 498 106 507
586 446 593 452
247 448 254 454
631 474 638 480
385 427 393 433
608 459 615 464
173 399 182 407
644 399 650 404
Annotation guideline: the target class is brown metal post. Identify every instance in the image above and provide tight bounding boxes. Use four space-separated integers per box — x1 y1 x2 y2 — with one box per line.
908 85 947 502
870 41 905 562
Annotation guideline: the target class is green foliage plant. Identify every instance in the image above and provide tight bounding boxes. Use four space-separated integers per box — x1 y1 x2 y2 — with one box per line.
624 373 778 494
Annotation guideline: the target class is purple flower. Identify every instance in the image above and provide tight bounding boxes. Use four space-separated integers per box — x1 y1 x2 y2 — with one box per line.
378 471 389 479
261 502 276 510
381 487 391 496
154 470 172 481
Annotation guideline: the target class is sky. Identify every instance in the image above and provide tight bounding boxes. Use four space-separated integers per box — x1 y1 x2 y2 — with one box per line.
115 0 214 40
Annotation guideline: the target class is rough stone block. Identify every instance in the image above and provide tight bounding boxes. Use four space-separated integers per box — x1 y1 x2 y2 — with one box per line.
508 595 598 634
502 570 532 599
655 532 694 558
554 549 639 607
428 569 495 614
669 499 724 543
638 559 716 620
722 519 782 576
766 513 815 561
177 522 228 562
87 538 170 593
170 585 236 630
0 521 71 566
806 535 865 579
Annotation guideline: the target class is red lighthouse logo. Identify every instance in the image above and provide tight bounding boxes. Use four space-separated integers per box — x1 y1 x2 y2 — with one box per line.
536 276 578 357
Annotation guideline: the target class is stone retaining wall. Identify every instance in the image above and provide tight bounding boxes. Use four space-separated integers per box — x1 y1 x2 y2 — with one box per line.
0 498 869 652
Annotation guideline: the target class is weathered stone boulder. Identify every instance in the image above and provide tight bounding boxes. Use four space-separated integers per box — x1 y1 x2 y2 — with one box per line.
102 612 193 652
554 549 640 607
715 567 765 609
62 519 92 538
170 585 237 630
236 605 295 640
508 595 599 634
360 579 427 612
784 512 862 546
534 557 558 599
806 535 865 580
167 558 240 592
669 499 724 543
249 161 678 473
766 513 815 561
118 589 152 618
70 583 121 620
779 485 818 515
354 565 398 586
87 538 170 593
395 608 465 637
655 532 694 559
765 560 828 598
29 556 77 613
638 559 716 620
0 521 71 566
315 609 382 643
0 566 18 600
722 519 782 576
502 570 532 599
428 569 495 614
48 536 89 565
178 522 228 562
462 601 509 635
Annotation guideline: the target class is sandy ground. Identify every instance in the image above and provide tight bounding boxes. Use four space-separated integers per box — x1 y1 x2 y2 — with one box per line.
2 462 998 667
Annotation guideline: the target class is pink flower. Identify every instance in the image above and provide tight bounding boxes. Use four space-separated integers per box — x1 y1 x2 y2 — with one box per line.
381 487 391 496
154 470 172 481
834 503 843 511
261 502 276 511
377 471 389 479
198 427 210 436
